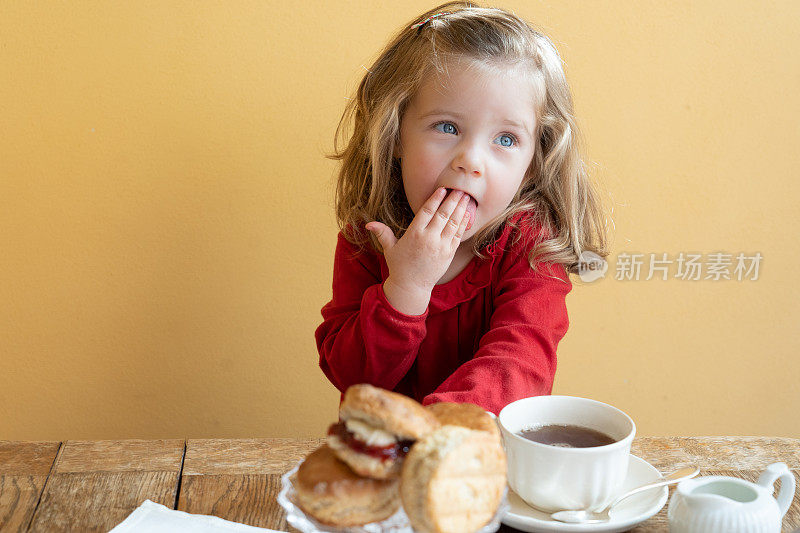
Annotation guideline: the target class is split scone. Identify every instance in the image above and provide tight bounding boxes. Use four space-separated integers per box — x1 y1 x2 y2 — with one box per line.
327 383 440 479
293 445 400 526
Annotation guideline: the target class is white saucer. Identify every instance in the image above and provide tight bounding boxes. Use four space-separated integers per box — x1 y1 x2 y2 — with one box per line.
501 454 668 533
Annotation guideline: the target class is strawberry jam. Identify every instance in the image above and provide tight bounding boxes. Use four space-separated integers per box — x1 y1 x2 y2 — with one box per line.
327 421 413 461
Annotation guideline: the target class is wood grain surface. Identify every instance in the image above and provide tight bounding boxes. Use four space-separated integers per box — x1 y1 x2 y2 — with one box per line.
1 437 797 532
177 438 325 530
24 440 184 533
0 442 60 532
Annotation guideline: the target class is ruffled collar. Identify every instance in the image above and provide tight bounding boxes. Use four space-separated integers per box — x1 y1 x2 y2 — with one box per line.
376 211 533 313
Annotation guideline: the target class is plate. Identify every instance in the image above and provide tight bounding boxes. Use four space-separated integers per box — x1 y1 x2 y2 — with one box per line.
277 461 509 533
501 454 668 533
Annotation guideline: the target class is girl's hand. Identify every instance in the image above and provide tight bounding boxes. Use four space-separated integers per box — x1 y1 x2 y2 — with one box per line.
366 188 471 294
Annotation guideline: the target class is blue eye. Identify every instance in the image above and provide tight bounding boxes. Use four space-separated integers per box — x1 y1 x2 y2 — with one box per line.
495 134 516 147
434 122 457 135
432 121 517 147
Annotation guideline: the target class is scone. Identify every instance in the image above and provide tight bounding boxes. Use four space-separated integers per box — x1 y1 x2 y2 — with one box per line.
425 401 502 444
293 445 400 526
327 383 440 479
400 425 507 533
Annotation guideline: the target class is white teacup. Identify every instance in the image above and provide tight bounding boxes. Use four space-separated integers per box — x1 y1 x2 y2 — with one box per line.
498 395 636 512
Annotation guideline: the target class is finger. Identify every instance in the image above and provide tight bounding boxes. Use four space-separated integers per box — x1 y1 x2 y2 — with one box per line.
427 189 465 233
453 209 470 243
442 192 469 240
366 222 397 251
409 187 448 231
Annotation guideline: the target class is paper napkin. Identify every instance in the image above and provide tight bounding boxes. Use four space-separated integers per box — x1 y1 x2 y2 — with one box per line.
108 499 285 533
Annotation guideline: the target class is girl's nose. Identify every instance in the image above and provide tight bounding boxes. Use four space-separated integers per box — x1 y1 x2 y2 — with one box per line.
451 142 484 177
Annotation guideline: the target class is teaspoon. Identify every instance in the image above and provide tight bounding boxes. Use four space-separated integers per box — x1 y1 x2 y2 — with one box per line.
550 465 699 524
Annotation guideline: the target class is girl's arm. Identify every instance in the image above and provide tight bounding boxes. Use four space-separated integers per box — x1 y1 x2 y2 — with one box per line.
314 231 429 393
420 253 572 415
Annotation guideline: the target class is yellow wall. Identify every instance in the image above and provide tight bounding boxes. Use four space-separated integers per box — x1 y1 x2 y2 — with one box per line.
1 1 797 440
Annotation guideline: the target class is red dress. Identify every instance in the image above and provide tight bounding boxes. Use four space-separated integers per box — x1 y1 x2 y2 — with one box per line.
314 212 572 415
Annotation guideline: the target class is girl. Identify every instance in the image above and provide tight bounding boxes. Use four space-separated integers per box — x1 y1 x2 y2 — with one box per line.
314 1 609 414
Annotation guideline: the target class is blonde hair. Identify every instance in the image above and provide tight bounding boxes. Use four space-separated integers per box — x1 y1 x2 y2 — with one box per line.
327 1 610 276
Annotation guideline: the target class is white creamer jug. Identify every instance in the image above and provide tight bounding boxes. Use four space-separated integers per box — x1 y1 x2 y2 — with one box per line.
668 462 795 532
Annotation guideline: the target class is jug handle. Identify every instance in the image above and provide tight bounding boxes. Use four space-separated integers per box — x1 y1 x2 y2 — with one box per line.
757 462 796 518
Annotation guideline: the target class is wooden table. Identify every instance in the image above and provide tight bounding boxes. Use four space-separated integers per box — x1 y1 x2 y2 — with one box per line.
1 437 798 532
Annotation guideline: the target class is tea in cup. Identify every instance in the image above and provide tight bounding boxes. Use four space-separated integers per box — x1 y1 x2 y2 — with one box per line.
498 395 636 512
